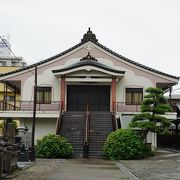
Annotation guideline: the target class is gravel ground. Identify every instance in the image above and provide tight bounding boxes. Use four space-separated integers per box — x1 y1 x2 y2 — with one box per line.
120 149 180 180
12 159 65 180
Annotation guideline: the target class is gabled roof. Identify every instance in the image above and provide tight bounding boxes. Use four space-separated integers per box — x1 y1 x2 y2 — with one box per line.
0 28 179 80
52 52 125 75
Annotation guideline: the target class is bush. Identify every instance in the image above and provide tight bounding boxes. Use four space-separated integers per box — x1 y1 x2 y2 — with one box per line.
36 134 73 158
103 129 152 160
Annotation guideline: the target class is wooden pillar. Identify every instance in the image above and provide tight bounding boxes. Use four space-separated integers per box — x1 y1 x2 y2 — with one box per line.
111 76 116 112
61 76 65 111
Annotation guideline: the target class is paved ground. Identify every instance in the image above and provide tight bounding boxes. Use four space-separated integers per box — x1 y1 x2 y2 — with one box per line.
13 159 129 180
47 159 129 180
119 148 180 180
10 148 180 180
12 159 65 180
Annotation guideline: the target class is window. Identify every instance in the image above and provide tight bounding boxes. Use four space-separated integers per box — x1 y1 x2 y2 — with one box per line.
7 96 15 101
126 88 143 105
37 87 51 104
0 61 6 67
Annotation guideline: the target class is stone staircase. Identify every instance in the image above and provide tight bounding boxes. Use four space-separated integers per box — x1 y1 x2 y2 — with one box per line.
88 111 113 158
59 111 85 158
59 111 113 158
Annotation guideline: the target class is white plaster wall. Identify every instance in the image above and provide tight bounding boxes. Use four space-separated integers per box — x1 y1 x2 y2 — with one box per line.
20 48 159 103
120 114 134 128
21 58 83 101
22 67 61 101
91 57 155 103
20 118 57 144
116 67 153 102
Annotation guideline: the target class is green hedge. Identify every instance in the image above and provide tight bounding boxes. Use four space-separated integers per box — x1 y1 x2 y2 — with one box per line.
103 129 152 160
36 134 73 158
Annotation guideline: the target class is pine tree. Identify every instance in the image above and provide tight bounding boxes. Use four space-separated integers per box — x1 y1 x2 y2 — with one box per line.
130 87 172 133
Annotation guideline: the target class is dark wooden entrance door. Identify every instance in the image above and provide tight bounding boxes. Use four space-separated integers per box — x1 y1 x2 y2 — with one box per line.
67 85 110 111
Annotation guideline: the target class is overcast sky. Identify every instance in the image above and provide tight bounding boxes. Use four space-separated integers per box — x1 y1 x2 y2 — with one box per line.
0 0 180 92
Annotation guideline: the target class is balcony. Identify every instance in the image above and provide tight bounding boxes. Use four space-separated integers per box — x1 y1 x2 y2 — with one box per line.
114 102 141 112
0 101 61 111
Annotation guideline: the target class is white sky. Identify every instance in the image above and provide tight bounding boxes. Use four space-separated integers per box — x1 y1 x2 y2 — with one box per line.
0 0 180 92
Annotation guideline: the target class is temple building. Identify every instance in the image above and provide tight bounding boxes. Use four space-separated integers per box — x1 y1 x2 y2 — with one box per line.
0 29 179 158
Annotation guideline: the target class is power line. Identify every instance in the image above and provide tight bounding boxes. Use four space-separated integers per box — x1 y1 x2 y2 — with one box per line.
0 35 37 75
0 35 36 75
0 35 26 67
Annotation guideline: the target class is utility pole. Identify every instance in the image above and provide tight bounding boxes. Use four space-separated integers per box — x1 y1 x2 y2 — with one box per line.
31 66 37 161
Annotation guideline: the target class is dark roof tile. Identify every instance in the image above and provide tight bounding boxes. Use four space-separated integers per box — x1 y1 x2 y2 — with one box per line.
0 29 179 80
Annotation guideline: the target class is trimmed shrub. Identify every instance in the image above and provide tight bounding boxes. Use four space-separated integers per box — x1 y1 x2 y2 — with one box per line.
36 134 73 158
103 129 152 160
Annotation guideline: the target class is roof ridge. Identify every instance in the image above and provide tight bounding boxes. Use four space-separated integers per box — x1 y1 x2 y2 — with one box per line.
92 40 179 80
0 30 179 80
0 41 86 77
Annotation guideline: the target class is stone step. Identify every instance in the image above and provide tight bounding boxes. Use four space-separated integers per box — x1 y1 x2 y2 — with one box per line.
88 111 112 158
60 111 86 158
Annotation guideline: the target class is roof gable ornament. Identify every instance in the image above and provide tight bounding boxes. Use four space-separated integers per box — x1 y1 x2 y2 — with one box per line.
81 27 98 43
80 52 98 62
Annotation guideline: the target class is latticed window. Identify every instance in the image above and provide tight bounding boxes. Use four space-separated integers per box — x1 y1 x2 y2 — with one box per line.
126 88 143 105
37 87 51 104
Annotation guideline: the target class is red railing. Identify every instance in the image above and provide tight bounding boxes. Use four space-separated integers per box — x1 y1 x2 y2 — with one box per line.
0 101 61 111
113 102 141 112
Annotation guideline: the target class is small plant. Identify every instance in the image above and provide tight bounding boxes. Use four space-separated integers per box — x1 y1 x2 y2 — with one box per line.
36 134 73 158
103 129 152 160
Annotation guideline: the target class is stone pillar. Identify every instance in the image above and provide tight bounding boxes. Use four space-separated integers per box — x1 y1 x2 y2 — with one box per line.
61 75 65 110
111 76 116 112
6 123 16 144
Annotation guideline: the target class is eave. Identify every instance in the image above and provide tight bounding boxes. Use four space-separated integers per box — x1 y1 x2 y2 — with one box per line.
0 28 178 83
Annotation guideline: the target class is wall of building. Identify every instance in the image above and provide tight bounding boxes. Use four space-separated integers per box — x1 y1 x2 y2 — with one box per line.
21 118 57 144
22 68 60 101
2 42 176 104
20 51 154 103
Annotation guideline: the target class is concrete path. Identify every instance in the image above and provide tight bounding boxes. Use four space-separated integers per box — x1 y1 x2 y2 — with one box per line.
47 159 130 180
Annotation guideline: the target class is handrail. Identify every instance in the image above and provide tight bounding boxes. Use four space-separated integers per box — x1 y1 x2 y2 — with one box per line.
0 101 61 111
0 101 20 111
114 102 141 112
112 102 116 131
83 103 90 158
112 114 116 131
55 103 64 135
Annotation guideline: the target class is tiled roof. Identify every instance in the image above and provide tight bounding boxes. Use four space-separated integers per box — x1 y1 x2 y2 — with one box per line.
52 52 125 74
0 28 179 80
